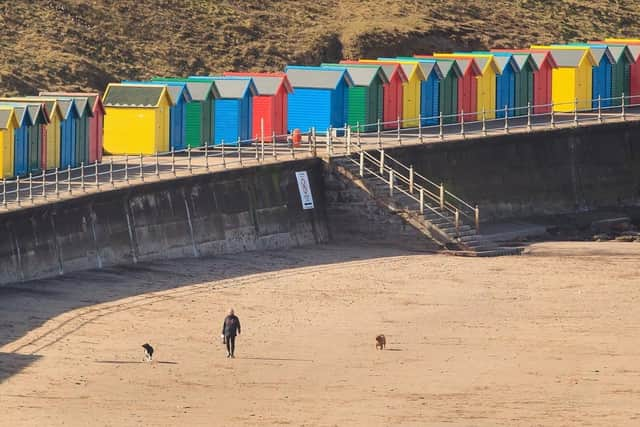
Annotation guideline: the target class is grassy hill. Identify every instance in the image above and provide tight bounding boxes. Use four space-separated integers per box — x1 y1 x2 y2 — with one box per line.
1 0 639 95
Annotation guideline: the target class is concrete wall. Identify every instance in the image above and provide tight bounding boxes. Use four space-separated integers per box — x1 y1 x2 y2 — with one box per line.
0 159 329 285
381 121 640 221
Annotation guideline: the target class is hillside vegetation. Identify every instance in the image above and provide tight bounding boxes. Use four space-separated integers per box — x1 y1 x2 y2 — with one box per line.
1 0 639 95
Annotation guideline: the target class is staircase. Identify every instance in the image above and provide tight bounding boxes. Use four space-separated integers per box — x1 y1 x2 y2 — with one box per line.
333 149 523 257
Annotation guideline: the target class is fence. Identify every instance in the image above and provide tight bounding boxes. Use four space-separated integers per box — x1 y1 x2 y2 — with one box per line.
2 93 640 212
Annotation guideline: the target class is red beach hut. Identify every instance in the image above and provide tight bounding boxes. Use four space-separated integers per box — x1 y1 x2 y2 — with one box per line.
223 72 293 140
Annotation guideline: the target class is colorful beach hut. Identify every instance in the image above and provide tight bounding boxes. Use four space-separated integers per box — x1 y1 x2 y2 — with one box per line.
0 101 49 173
1 106 31 176
321 64 388 131
103 84 174 154
344 61 407 130
190 76 257 145
0 107 18 178
490 52 538 116
590 41 635 106
41 92 106 164
285 66 354 133
530 46 597 112
468 52 519 118
435 53 501 119
122 81 192 151
604 38 640 105
224 72 293 140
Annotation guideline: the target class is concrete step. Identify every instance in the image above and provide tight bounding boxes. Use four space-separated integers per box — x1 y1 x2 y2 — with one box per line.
451 247 524 257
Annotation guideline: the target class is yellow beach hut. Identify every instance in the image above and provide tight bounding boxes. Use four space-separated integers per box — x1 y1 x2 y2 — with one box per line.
435 53 501 119
103 84 174 154
0 107 18 178
531 46 597 112
362 59 427 128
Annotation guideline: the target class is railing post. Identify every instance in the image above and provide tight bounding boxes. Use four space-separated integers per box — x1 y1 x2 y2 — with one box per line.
109 158 114 187
359 151 364 177
439 183 444 210
460 110 465 138
389 169 394 196
254 137 259 161
28 172 33 202
550 103 555 128
397 115 401 143
419 188 424 215
409 165 414 194
222 140 227 168
16 176 20 206
272 133 277 160
95 161 99 189
454 209 460 234
527 102 532 132
482 108 487 136
621 92 626 121
379 149 385 175
260 118 265 161
237 138 242 166
2 178 6 207
326 128 331 156
124 154 129 183
597 95 602 123
346 125 351 155
139 154 144 181
377 119 382 149
311 127 317 157
290 132 295 159
475 205 480 232
42 169 47 198
418 114 423 143
573 98 579 127
204 142 210 170
188 145 193 173
67 165 72 194
439 111 444 140
80 162 85 191
504 105 509 133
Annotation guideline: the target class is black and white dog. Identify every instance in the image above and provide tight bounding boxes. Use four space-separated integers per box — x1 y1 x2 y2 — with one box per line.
142 343 154 362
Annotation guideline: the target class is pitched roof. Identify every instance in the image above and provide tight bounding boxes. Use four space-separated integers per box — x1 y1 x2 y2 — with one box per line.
152 79 221 101
0 104 31 126
556 44 615 64
0 107 17 130
530 46 598 67
436 53 502 75
8 97 75 120
320 64 389 86
604 39 640 60
121 81 192 104
589 41 636 63
39 92 105 115
103 84 173 107
285 66 354 89
348 60 409 83
223 72 293 96
528 51 558 69
190 76 258 99
473 52 520 72
509 53 539 72
0 99 50 124
375 58 428 81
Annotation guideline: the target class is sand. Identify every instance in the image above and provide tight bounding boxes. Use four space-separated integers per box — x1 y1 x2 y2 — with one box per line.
1 241 640 426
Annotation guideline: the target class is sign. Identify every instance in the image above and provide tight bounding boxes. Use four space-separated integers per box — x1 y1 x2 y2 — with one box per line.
295 171 315 210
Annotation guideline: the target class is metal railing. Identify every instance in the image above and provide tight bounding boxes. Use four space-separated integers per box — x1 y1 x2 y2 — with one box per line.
1 93 640 212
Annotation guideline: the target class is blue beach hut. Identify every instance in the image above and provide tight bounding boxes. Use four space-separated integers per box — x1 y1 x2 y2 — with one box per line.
473 52 519 117
285 66 354 133
5 106 32 176
559 44 615 108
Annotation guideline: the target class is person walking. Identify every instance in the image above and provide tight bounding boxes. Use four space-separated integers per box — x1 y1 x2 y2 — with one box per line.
221 308 241 358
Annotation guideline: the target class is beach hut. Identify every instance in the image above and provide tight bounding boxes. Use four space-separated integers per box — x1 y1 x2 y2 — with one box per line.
321 64 388 131
102 84 174 154
122 81 192 150
0 101 49 173
190 76 257 145
0 106 31 176
152 78 219 148
435 53 501 119
285 66 354 133
224 72 293 140
553 44 615 108
41 92 106 164
0 107 18 178
590 41 635 106
530 46 597 112
417 55 480 121
468 52 519 118
344 61 407 130
604 38 640 105
490 52 538 116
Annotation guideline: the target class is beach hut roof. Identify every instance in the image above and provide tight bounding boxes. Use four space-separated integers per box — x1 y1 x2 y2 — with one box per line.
375 58 429 81
321 64 390 86
444 53 502 75
103 84 174 107
555 44 615 64
590 42 636 63
223 72 294 96
12 96 79 120
0 107 18 130
348 60 409 83
122 81 192 105
531 46 598 67
39 92 106 115
0 99 50 124
194 77 258 99
285 66 354 89
476 52 520 72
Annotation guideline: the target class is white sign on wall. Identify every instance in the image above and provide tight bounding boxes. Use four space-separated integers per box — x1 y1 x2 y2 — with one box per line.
295 171 315 210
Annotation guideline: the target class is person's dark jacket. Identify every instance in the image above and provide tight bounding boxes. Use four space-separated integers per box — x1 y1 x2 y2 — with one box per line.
222 315 241 337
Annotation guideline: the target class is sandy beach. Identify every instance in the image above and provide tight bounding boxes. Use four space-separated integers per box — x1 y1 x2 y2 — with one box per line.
1 241 640 426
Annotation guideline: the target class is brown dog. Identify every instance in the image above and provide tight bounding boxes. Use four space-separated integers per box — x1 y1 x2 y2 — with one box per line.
375 334 386 350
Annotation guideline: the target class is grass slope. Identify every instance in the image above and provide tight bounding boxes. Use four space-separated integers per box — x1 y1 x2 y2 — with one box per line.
0 0 638 94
